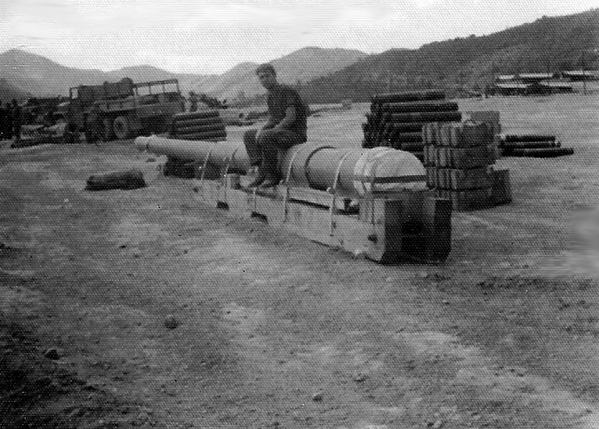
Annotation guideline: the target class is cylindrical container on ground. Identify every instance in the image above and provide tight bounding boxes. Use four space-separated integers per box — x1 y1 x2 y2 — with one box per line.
383 102 459 114
372 91 445 104
503 134 556 143
387 111 462 123
510 148 573 157
174 117 225 129
501 141 560 149
173 110 220 121
175 130 227 140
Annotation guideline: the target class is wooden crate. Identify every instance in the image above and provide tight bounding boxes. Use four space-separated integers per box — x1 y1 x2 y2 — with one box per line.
435 145 495 169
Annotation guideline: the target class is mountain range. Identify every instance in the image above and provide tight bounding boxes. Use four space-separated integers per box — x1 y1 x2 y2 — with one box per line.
1 8 598 105
297 8 599 102
193 47 368 101
0 47 366 102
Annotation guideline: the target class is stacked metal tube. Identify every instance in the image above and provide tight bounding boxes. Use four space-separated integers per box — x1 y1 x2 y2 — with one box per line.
164 110 228 177
169 110 227 141
362 91 462 160
496 134 574 157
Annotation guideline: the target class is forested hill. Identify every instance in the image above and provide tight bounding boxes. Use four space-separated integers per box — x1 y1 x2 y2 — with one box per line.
297 9 599 103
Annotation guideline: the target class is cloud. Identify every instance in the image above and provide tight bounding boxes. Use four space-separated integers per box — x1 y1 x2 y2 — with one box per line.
2 0 599 74
411 0 443 8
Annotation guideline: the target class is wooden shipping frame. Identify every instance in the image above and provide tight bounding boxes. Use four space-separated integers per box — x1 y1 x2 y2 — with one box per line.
191 173 452 264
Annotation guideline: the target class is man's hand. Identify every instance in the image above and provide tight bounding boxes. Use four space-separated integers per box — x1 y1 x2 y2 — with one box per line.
258 117 276 139
258 106 296 137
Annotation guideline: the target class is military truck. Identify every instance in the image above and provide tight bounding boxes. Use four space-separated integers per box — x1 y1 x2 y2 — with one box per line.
58 77 184 140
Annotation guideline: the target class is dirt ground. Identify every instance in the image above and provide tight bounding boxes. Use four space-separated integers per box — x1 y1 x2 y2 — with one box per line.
1 95 599 428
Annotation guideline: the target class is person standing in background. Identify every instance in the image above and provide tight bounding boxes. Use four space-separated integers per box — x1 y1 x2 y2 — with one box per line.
0 101 6 140
85 104 102 144
5 101 13 140
11 99 22 142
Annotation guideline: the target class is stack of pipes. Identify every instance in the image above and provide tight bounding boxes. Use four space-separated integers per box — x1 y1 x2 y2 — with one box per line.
497 134 574 157
170 110 227 141
163 110 227 178
362 91 462 160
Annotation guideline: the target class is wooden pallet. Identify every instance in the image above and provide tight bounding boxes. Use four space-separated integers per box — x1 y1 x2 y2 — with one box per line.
191 174 452 264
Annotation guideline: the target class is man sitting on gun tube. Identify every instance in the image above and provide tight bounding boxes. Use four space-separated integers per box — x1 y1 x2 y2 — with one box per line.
243 63 308 188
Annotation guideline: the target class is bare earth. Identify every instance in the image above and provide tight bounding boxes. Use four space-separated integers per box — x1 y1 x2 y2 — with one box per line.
1 94 599 428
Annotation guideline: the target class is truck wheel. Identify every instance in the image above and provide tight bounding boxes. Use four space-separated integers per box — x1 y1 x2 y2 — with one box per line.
103 118 114 141
113 116 131 140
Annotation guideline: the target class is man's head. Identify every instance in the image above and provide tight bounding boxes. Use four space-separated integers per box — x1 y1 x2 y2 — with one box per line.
256 63 278 91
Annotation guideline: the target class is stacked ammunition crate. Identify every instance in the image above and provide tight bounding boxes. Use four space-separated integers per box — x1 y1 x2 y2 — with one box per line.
362 91 462 160
467 111 501 136
497 134 574 158
423 121 512 211
169 110 227 141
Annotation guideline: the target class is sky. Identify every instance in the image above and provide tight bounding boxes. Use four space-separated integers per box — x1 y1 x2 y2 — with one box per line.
1 0 598 75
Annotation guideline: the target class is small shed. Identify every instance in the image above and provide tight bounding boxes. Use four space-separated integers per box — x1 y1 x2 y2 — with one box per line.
493 83 530 96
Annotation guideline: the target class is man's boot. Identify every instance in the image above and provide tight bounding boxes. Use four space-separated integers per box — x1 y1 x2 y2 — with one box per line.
260 174 280 188
246 170 267 188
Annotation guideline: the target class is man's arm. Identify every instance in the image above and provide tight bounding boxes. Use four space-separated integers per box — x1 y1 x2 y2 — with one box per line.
259 106 296 137
261 114 277 131
272 106 296 131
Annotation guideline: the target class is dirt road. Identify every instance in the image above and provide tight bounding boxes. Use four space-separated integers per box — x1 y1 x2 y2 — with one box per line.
1 96 599 428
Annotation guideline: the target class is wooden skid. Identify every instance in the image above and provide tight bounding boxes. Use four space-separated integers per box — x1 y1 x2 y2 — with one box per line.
192 175 452 264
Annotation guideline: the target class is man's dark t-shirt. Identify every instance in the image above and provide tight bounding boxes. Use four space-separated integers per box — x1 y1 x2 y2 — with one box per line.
267 84 307 142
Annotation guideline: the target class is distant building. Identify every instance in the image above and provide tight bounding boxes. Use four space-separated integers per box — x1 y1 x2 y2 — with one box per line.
515 73 556 84
538 80 574 94
561 70 599 81
496 73 556 84
493 82 530 96
495 74 517 82
493 72 573 96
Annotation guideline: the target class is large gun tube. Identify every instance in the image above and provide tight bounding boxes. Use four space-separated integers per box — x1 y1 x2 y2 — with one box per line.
135 136 425 197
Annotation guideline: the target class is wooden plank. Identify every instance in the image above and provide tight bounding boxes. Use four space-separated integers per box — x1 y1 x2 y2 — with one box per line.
436 147 448 167
237 175 355 212
426 167 437 188
415 195 452 262
435 168 446 189
491 169 512 205
438 124 452 146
